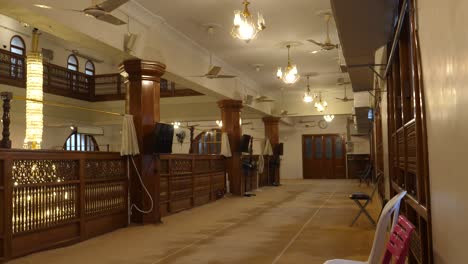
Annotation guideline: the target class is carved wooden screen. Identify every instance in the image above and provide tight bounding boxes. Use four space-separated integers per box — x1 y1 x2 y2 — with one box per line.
386 0 432 262
191 129 222 155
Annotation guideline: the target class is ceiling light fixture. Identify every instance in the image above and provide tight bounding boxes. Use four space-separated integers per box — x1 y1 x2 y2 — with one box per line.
303 75 315 103
216 120 223 128
232 0 265 43
34 4 52 9
324 115 335 122
314 92 328 113
277 45 300 84
172 122 181 129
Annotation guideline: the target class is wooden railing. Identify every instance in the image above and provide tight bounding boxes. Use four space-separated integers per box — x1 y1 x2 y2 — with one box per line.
0 49 125 102
0 149 128 261
0 49 26 88
157 154 226 217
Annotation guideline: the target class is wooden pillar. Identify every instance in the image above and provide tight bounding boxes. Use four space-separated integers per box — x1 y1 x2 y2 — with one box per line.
263 116 281 184
120 60 166 224
1 92 12 149
218 100 243 195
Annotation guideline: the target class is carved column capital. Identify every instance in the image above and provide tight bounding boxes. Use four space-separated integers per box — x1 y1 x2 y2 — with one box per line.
120 59 166 82
217 100 243 111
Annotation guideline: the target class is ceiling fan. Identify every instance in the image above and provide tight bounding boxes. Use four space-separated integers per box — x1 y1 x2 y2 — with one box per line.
307 12 339 52
190 53 237 79
335 86 354 102
36 0 129 26
255 95 275 103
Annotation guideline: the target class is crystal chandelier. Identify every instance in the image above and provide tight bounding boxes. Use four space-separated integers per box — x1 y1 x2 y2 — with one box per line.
277 45 300 84
232 0 266 43
324 115 335 122
303 75 315 103
314 92 328 112
24 29 43 150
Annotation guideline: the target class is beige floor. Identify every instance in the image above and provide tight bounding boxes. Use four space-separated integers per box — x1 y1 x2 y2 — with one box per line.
10 179 381 264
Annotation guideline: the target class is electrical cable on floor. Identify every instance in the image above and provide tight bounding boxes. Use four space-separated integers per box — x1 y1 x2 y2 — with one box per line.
129 156 154 214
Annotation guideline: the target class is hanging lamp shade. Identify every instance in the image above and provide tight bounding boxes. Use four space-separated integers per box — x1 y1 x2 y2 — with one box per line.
263 139 273 156
220 132 232 157
120 114 140 156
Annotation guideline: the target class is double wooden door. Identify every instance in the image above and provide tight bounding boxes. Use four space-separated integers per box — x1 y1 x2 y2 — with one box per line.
302 134 346 179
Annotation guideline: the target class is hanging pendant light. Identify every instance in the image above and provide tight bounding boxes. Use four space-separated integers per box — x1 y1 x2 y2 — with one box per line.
216 120 223 128
232 0 266 43
303 75 315 103
24 28 43 150
314 92 328 113
277 45 300 84
172 122 181 129
324 115 335 122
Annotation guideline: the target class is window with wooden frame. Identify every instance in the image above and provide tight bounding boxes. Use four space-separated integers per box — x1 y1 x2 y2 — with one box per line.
85 60 95 76
386 0 432 263
64 132 99 151
191 129 222 155
10 35 25 78
67 54 79 71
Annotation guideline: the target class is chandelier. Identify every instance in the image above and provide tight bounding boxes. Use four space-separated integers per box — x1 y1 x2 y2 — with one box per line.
216 120 223 128
24 29 43 150
314 92 328 112
232 0 266 43
324 115 335 122
303 75 315 103
277 45 300 84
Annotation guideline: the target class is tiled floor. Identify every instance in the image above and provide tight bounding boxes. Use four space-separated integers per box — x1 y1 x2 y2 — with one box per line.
10 179 381 264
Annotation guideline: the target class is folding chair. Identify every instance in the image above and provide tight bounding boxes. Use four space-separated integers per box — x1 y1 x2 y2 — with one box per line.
358 163 373 186
349 174 381 227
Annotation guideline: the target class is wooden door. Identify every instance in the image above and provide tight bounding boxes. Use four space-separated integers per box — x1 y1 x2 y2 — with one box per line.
302 134 346 179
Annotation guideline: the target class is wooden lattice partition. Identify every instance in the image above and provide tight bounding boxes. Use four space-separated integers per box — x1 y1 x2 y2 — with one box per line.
158 154 226 217
386 0 433 262
0 150 128 261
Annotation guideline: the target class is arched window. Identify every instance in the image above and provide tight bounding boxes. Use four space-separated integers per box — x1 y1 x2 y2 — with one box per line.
67 55 79 71
64 132 99 151
10 35 26 79
191 129 222 154
10 35 25 55
85 60 95 75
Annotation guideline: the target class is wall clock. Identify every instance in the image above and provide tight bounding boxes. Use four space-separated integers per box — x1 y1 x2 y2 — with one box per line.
318 120 328 129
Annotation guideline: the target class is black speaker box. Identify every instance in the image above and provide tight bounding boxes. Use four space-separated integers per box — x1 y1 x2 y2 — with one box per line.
153 123 174 154
240 134 252 153
274 143 284 156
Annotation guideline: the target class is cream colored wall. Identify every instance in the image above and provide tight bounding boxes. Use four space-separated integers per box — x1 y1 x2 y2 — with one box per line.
417 0 468 262
0 14 119 74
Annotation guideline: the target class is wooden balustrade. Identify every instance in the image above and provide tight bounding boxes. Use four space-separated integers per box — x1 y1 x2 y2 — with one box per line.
0 48 201 102
0 49 26 88
0 150 128 261
157 154 226 217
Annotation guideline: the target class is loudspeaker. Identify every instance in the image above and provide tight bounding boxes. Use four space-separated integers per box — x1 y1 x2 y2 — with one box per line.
153 123 174 154
240 134 252 153
274 143 284 156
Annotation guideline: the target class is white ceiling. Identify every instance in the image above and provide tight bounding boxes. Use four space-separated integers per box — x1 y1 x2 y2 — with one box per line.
135 0 348 93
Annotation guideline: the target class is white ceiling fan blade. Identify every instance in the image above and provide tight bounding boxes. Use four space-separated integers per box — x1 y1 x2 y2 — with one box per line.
95 13 126 25
207 66 222 76
97 0 129 12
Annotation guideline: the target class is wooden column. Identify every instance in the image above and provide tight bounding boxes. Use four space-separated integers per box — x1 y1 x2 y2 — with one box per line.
218 100 243 195
120 60 166 224
263 116 281 184
1 92 12 149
